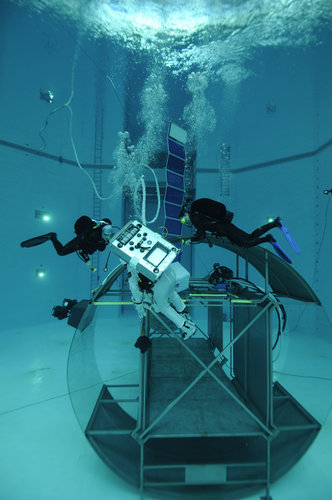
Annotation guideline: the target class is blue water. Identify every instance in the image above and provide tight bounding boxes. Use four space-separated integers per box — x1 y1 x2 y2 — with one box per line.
1 1 332 499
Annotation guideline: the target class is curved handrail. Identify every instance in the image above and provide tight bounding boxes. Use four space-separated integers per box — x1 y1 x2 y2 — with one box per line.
171 235 320 304
92 263 127 302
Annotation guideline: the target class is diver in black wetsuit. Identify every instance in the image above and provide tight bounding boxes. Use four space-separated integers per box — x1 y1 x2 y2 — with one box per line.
179 198 280 248
20 216 114 267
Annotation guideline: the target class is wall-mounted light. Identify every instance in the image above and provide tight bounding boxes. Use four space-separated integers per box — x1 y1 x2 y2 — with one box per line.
40 89 54 103
36 267 46 279
266 103 276 113
35 209 51 222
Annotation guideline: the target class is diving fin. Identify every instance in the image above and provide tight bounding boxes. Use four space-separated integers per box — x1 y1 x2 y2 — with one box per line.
277 219 301 254
20 233 55 248
269 239 292 264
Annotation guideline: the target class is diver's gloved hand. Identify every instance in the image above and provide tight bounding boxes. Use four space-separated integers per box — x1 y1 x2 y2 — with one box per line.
85 260 97 272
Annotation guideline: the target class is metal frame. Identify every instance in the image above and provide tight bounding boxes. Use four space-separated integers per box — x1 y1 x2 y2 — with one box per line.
102 280 277 500
137 301 275 443
82 250 321 500
91 260 276 497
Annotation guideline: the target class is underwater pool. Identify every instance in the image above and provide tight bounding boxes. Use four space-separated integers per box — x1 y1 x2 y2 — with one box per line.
1 1 332 499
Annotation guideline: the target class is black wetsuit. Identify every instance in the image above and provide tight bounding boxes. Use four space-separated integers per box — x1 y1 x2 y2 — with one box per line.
189 198 276 248
50 227 107 263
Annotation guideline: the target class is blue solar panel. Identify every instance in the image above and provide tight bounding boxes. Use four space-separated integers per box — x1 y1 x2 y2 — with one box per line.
168 138 185 159
165 218 183 235
165 186 184 206
163 125 187 262
165 202 182 218
167 170 184 190
167 155 185 176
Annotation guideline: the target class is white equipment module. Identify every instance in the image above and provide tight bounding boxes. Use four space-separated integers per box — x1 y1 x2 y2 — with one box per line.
109 220 180 281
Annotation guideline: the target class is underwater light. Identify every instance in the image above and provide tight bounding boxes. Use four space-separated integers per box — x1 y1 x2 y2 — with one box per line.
40 89 54 103
36 268 46 278
35 209 51 222
266 216 275 223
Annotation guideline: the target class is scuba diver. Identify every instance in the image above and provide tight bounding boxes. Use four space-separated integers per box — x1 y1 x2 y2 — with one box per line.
20 216 114 269
179 198 280 247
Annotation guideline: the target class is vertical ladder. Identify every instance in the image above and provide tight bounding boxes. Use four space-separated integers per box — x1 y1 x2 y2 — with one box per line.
220 143 231 197
90 71 105 293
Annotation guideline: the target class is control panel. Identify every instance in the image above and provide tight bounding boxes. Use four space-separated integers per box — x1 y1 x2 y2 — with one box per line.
109 220 180 281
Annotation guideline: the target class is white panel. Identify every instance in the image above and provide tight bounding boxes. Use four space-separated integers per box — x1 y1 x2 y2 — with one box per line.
110 220 180 281
171 262 190 292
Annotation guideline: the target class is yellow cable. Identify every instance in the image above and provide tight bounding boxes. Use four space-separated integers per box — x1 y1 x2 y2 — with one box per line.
157 226 168 238
93 301 133 305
